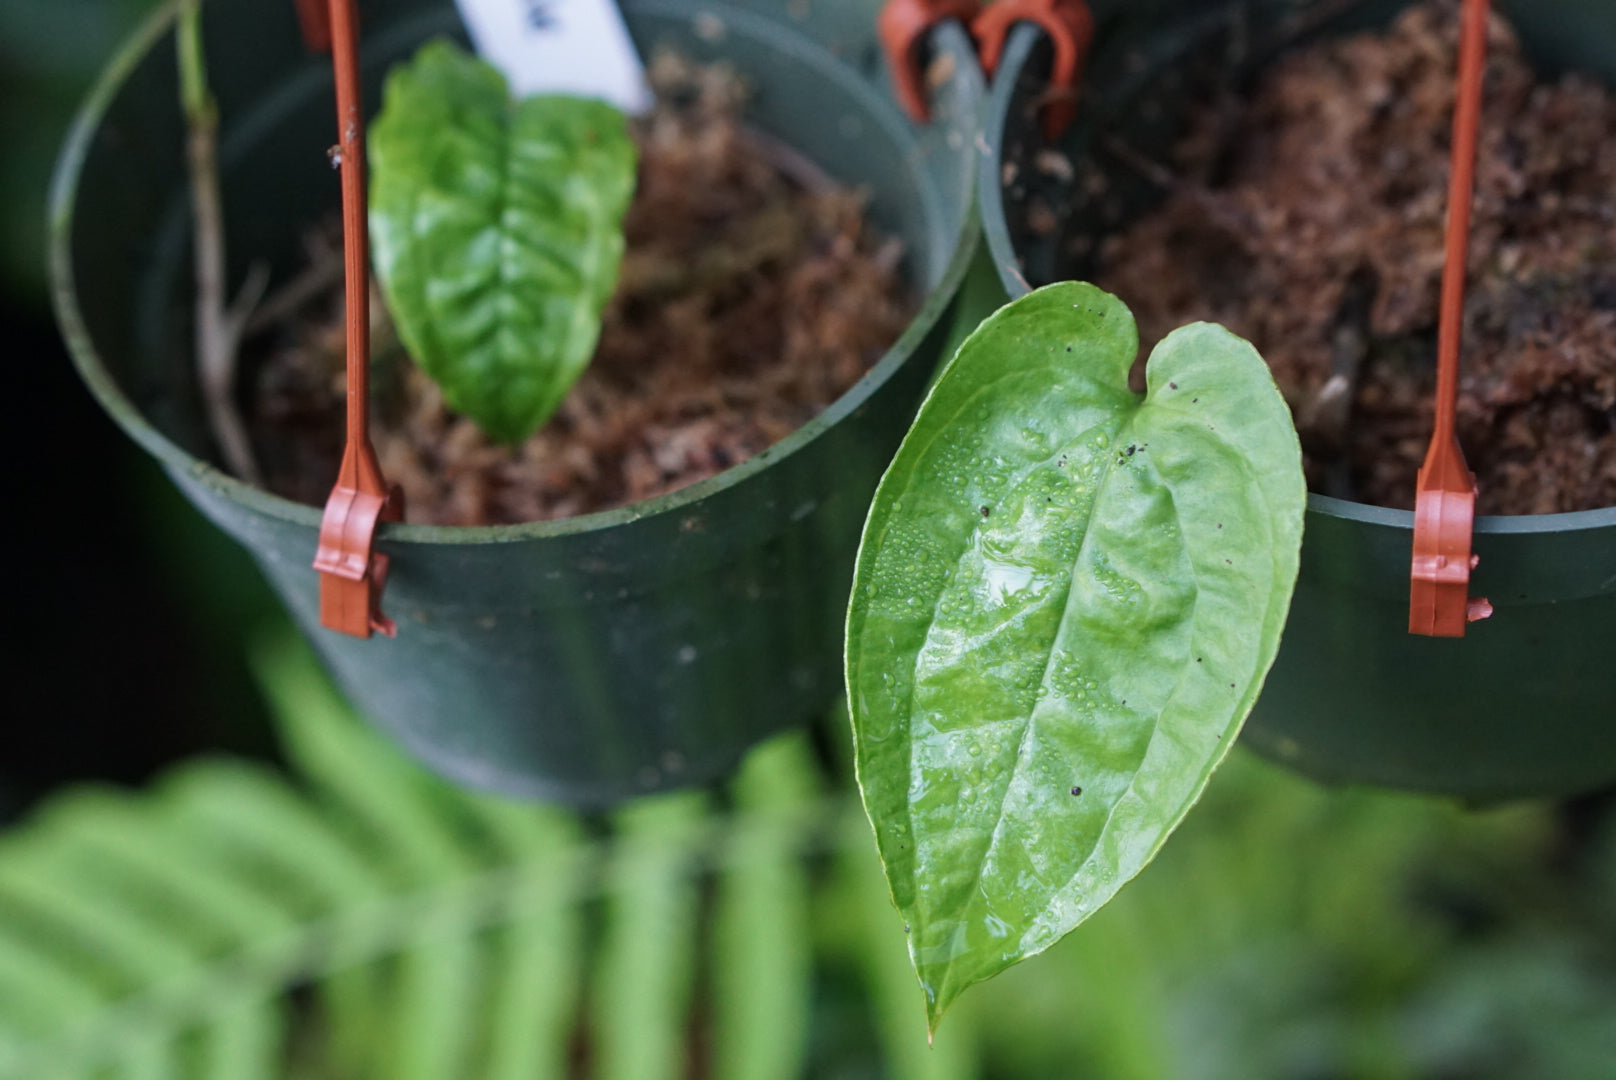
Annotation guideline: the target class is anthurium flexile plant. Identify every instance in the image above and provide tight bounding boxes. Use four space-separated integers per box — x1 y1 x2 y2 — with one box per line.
369 40 637 443
846 281 1308 1032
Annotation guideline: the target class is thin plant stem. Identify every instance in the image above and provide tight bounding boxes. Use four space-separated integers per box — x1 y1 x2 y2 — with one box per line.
178 0 265 485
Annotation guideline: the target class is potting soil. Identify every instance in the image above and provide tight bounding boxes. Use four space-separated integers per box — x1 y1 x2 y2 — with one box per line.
249 54 914 525
1098 0 1616 514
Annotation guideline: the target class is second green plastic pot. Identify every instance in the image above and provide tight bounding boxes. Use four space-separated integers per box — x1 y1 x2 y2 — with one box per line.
52 0 987 806
977 0 1616 800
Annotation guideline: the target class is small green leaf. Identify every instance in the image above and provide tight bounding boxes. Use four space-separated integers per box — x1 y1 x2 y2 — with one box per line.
369 39 636 442
846 282 1306 1032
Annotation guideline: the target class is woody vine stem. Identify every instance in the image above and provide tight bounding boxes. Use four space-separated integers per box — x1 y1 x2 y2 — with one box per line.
178 0 266 485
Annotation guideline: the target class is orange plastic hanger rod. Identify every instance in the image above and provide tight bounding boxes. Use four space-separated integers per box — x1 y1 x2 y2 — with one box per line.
1435 0 1487 455
311 0 402 638
1409 0 1492 637
332 0 371 455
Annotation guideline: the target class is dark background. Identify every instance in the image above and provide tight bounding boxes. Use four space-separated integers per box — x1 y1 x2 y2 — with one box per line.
2 0 275 818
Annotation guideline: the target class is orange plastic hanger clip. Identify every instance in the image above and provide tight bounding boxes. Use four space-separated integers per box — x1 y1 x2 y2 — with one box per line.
973 0 1093 141
1410 0 1493 637
307 0 404 638
879 0 983 124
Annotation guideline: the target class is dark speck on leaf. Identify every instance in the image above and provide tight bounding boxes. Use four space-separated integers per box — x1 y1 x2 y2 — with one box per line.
1066 346 1072 352
1126 445 1137 456
1070 786 1083 797
1169 382 1178 390
1192 398 1199 403
1196 657 1202 663
981 506 991 518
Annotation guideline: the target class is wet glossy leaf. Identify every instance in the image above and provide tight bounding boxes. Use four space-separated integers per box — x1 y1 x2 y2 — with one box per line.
845 282 1306 1031
370 39 636 443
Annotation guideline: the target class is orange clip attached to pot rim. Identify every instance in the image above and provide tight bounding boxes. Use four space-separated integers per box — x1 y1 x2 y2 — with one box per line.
315 445 403 638
973 0 1093 141
1410 446 1490 636
879 0 983 124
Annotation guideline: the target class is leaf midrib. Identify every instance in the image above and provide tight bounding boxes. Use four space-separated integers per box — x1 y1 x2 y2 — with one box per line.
903 385 1140 945
926 397 1290 1005
921 404 1176 978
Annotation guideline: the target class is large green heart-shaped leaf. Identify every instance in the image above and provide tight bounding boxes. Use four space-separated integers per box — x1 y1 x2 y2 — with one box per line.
846 282 1306 1032
370 39 636 443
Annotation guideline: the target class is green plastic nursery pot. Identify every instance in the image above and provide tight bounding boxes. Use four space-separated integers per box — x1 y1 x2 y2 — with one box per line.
979 0 1616 800
52 0 985 806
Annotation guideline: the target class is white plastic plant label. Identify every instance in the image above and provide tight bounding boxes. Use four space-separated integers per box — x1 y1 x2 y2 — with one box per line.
452 0 653 114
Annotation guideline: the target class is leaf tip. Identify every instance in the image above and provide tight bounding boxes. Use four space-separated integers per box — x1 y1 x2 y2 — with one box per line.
922 982 956 1042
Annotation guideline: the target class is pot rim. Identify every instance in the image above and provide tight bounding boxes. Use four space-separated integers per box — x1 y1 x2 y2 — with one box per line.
50 0 983 548
978 21 1616 538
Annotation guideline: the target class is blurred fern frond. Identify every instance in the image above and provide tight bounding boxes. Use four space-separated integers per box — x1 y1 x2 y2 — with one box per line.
0 633 953 1080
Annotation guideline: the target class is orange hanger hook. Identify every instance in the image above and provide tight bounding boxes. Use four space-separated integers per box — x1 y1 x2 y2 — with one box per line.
1409 0 1493 637
973 0 1094 141
879 0 983 124
310 0 404 638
